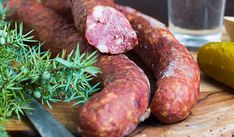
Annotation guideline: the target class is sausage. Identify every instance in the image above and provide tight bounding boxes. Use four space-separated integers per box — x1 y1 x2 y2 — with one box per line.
35 0 200 124
44 0 71 15
71 0 138 54
117 6 200 123
43 0 139 54
79 54 150 137
8 0 150 136
8 0 86 57
40 0 74 22
44 0 73 20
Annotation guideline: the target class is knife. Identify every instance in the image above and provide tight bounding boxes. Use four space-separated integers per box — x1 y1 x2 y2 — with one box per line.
24 98 75 137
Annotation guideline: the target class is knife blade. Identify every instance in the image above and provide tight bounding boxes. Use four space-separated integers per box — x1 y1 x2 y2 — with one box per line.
24 98 75 137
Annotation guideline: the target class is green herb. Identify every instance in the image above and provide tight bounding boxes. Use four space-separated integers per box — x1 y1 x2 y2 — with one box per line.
0 123 8 137
0 129 9 137
0 0 100 128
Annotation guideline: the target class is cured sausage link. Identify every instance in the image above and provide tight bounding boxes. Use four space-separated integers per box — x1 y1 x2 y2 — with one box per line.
44 0 72 20
8 0 150 136
39 0 200 124
44 0 139 54
71 0 138 54
117 6 200 123
35 0 200 124
9 0 86 57
79 54 150 137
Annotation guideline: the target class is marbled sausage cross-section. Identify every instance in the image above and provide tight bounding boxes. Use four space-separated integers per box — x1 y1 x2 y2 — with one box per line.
71 0 138 54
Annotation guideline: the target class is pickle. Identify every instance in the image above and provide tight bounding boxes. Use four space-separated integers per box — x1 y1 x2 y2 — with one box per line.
197 42 234 88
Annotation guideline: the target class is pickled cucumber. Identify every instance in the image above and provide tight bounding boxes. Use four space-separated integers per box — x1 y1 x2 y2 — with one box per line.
197 42 234 88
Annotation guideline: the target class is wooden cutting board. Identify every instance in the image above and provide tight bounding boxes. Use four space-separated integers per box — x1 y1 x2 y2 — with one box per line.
5 30 234 137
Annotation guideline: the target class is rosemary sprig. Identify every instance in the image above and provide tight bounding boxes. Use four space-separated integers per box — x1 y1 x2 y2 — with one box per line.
0 0 100 123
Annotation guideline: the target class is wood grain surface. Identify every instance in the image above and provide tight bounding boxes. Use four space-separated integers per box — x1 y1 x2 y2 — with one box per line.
5 30 234 137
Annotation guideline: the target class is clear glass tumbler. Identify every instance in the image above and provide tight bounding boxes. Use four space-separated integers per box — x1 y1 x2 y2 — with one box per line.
168 0 226 48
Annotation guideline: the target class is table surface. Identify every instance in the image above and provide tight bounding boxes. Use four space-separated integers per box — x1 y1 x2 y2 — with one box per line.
5 29 234 137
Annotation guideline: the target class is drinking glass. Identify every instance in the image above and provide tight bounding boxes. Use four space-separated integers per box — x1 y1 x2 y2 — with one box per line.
168 0 226 48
